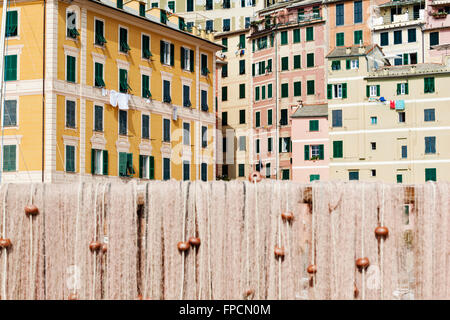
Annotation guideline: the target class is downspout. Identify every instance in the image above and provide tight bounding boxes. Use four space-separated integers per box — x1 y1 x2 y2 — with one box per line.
42 0 46 182
274 29 279 179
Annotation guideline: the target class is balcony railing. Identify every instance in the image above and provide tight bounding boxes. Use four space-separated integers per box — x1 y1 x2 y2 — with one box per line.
373 9 424 26
298 12 321 23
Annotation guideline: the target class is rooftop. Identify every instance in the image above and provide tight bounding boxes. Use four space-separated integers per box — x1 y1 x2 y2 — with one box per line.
291 104 328 118
366 63 450 78
379 0 424 8
326 45 379 58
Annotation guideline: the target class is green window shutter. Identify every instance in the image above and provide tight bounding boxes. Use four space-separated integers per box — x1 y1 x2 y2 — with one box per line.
268 109 272 125
397 83 401 95
190 50 194 71
91 149 95 174
318 144 324 160
103 150 108 175
139 155 143 178
281 57 288 70
376 85 380 96
252 63 255 76
267 59 272 72
405 83 409 94
293 29 300 43
354 30 362 45
366 85 370 97
180 47 185 69
262 85 266 100
281 83 288 98
307 80 315 95
142 74 150 98
279 138 282 153
306 27 313 41
342 83 347 98
425 168 436 181
336 33 344 46
239 34 246 49
255 86 260 100
239 83 245 99
430 77 435 92
119 152 127 176
304 145 310 160
222 37 228 52
346 59 350 69
3 145 16 172
327 84 332 99
160 40 165 63
268 83 273 98
307 53 314 67
256 112 260 127
281 31 288 45
66 145 75 172
294 81 301 96
170 43 175 66
333 141 343 158
294 55 301 69
66 55 75 82
6 11 18 37
127 153 134 176
396 174 403 183
403 53 409 65
309 120 319 131
149 156 155 179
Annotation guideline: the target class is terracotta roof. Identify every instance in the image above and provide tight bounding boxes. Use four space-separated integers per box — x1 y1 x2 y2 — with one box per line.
291 104 328 118
326 45 378 58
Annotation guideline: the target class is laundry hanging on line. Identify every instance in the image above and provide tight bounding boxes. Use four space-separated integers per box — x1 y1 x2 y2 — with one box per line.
395 100 405 110
109 90 130 110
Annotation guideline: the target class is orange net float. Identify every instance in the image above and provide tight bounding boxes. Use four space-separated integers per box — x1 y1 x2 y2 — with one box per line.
281 211 294 222
68 293 78 300
188 237 201 247
356 257 370 271
0 238 12 249
274 246 285 259
24 204 39 216
375 226 389 239
243 289 254 299
248 171 262 183
354 285 359 298
100 243 107 254
306 264 317 275
177 241 190 252
89 241 102 252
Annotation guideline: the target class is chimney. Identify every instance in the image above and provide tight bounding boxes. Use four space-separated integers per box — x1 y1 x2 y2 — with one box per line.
346 47 351 55
358 46 365 54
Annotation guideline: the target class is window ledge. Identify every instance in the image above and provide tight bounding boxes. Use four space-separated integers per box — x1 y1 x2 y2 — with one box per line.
94 44 106 50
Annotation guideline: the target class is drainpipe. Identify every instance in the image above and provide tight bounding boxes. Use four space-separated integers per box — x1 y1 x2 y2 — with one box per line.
42 0 46 182
274 29 279 179
0 0 9 183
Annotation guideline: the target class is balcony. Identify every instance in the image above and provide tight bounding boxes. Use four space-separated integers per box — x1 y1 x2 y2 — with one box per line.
297 12 322 23
430 0 450 5
372 10 425 30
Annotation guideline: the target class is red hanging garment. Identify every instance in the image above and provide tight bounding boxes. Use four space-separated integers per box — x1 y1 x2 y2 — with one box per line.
390 100 395 109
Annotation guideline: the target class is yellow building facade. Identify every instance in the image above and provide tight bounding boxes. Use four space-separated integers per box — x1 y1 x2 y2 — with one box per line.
1 0 221 183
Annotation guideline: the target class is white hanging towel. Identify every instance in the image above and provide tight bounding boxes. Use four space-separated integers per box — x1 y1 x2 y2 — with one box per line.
101 88 108 97
109 90 119 107
173 107 178 121
117 93 130 110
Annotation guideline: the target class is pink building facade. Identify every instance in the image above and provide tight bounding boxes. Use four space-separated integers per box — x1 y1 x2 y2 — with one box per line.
425 0 450 62
250 0 327 180
291 105 329 182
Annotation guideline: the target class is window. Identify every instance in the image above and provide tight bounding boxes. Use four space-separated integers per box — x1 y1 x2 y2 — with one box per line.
293 55 301 69
430 32 439 48
266 163 271 178
401 145 407 159
245 17 251 29
268 137 273 152
201 163 207 181
139 155 155 179
117 0 123 9
280 109 288 126
294 81 301 96
397 174 403 183
239 83 246 99
371 169 376 177
160 10 168 24
336 4 344 26
239 109 246 124
394 30 402 45
281 83 289 98
293 29 300 43
280 137 291 153
425 136 436 154
368 85 380 97
268 109 272 126
424 109 435 122
201 90 208 111
332 110 342 127
336 33 344 46
424 77 435 93
280 31 288 45
333 141 343 158
408 29 416 43
142 35 151 59
142 114 149 139
119 27 130 53
3 100 17 127
222 137 227 152
397 83 408 95
183 161 190 181
183 85 191 107
307 80 315 95
282 169 290 180
119 110 127 135
307 53 314 67
94 62 105 87
168 1 175 12
332 60 341 70
371 142 376 150
346 59 359 69
6 11 18 38
139 3 146 16
354 30 363 45
119 69 130 93
91 149 108 175
160 41 174 66
202 126 207 148
163 118 170 142
222 37 228 52
425 168 436 182
201 54 209 76
66 55 75 83
222 112 228 126
66 100 76 128
94 105 103 132
267 59 272 73
354 1 362 23
256 139 260 154
371 116 377 125
281 57 289 71
306 27 314 41
309 120 319 131
398 112 405 123
268 83 273 99
187 0 194 12
142 74 151 99
380 32 388 46
222 86 228 101
163 158 170 180
206 0 213 10
328 83 347 99
222 64 228 78
239 60 246 75
163 80 171 103
183 122 190 146
151 2 158 8
349 171 359 181
255 111 260 128
95 19 106 46
205 20 213 32
239 136 246 151
65 145 75 172
3 144 16 172
238 164 245 177
310 174 320 182
66 11 79 39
